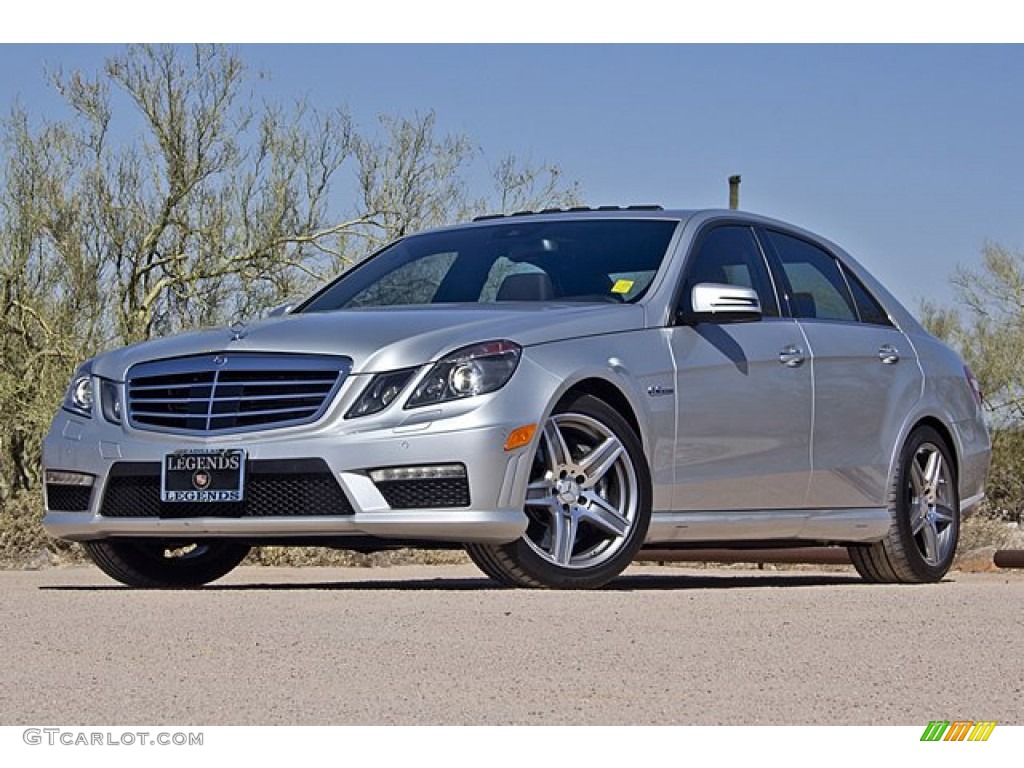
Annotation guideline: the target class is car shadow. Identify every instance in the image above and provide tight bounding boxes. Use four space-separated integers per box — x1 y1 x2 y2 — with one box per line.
39 571 866 592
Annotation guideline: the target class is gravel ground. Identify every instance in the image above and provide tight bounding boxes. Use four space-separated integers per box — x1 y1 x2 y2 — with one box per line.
1 563 1022 725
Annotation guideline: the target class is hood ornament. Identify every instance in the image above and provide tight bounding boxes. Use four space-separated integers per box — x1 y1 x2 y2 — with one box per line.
228 320 247 341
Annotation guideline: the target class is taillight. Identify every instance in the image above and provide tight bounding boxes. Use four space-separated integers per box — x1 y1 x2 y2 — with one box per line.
964 365 983 408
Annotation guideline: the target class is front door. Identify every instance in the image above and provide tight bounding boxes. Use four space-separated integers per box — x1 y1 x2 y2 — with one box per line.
670 225 813 511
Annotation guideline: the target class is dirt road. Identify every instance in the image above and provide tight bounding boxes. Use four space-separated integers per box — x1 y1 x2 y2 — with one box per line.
2 564 1021 725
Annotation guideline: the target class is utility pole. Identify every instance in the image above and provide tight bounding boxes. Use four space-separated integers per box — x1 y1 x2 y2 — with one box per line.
728 175 741 210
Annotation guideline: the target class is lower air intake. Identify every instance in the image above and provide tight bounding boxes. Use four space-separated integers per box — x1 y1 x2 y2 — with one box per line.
46 484 93 512
99 459 354 518
375 478 471 509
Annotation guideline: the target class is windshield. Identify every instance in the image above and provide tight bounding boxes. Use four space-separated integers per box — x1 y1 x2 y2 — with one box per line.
299 219 678 312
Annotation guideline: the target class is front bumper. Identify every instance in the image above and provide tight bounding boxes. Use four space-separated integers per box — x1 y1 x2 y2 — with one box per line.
42 404 535 545
41 509 526 543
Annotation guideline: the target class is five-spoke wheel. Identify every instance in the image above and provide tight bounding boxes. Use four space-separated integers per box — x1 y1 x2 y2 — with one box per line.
521 412 641 569
906 440 957 567
849 425 960 583
466 393 652 589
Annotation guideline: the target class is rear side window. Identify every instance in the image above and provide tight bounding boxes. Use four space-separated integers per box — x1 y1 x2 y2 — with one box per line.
766 230 857 322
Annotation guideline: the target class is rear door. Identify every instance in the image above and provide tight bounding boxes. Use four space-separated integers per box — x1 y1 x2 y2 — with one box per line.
761 228 922 508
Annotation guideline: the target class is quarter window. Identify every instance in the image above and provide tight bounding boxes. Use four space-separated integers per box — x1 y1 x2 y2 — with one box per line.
843 267 892 326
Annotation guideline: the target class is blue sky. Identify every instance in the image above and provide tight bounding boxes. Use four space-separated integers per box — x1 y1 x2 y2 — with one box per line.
0 43 1021 312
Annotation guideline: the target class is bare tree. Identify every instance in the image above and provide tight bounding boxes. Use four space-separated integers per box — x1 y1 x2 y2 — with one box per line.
340 111 476 263
489 153 581 215
51 45 368 341
0 105 107 495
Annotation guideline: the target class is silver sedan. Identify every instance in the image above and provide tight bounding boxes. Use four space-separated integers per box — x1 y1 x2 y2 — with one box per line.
42 207 991 588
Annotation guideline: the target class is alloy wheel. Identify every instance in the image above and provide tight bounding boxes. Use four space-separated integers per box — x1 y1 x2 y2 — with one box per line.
906 441 957 567
521 412 640 569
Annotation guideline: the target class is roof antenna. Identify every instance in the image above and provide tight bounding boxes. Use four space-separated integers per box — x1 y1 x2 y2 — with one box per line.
728 175 741 210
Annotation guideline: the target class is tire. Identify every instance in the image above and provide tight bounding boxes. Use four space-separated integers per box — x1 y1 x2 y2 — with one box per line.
82 539 250 588
466 393 652 589
464 545 520 587
848 425 959 583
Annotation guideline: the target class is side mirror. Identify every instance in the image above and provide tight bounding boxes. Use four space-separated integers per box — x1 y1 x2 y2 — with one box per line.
267 302 296 318
679 283 762 324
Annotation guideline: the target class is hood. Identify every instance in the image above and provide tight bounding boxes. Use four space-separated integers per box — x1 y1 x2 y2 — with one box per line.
91 303 647 380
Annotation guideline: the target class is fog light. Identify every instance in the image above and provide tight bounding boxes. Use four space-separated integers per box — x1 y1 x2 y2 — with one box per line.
44 470 95 486
369 464 466 482
504 423 537 451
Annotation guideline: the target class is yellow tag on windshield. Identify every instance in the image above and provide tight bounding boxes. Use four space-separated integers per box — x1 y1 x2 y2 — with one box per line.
611 279 634 294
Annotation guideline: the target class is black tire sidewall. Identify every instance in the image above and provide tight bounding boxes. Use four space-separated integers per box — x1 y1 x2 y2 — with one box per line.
85 539 250 587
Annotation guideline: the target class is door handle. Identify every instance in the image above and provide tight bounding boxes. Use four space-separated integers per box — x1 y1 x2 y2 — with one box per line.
878 344 900 364
779 345 805 368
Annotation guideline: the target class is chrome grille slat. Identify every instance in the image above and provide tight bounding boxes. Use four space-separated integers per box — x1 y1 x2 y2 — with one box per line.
129 406 209 415
132 399 209 408
129 410 325 421
127 353 352 435
130 383 215 392
209 405 321 418
131 391 330 405
213 378 338 387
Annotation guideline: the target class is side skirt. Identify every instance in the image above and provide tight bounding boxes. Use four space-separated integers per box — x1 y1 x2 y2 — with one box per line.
645 507 891 544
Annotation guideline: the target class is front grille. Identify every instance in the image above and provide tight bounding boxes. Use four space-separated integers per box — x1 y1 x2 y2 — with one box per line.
46 484 93 512
127 353 351 435
376 478 471 509
99 460 354 518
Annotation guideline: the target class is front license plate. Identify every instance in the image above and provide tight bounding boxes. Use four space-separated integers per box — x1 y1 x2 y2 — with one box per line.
161 449 246 503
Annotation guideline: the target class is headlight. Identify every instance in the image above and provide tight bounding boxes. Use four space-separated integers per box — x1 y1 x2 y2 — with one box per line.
346 369 417 418
406 340 521 408
61 361 95 418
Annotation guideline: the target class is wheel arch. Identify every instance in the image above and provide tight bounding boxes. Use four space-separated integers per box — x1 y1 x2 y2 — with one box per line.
888 413 961 492
555 377 644 446
912 416 960 479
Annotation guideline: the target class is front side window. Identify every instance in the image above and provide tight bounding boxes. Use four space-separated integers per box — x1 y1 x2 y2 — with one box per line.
766 230 857 322
679 225 780 317
299 219 679 312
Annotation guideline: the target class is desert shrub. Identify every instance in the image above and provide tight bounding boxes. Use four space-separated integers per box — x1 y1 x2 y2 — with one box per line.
981 429 1024 522
244 546 469 568
0 490 83 567
957 513 1014 554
